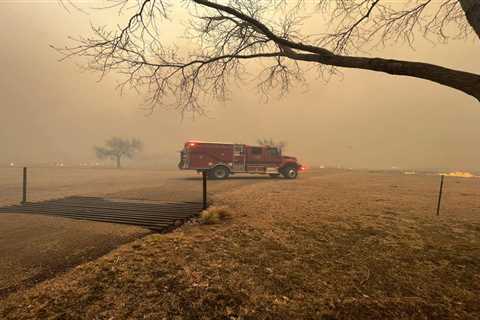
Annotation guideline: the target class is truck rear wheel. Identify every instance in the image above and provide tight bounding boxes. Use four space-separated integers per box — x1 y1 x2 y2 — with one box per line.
281 166 298 179
210 166 230 180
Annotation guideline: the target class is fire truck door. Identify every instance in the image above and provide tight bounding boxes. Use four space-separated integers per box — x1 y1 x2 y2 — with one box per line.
265 147 282 164
232 144 246 171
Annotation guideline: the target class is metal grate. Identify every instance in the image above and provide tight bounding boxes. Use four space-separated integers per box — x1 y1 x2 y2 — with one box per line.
0 196 204 232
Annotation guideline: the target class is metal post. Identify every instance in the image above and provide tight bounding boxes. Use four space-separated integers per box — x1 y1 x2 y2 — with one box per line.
436 175 445 216
22 167 27 204
202 170 208 210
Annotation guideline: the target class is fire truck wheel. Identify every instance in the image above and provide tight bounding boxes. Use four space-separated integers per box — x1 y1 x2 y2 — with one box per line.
281 166 298 179
211 166 230 179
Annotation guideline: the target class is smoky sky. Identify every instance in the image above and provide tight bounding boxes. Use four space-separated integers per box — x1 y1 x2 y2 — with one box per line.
1 2 479 170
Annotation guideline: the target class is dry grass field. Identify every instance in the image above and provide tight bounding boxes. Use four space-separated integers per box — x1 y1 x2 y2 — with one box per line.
0 167 275 299
1 169 479 319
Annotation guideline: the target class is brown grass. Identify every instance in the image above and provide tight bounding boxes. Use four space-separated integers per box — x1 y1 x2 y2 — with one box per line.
199 206 231 224
0 170 479 319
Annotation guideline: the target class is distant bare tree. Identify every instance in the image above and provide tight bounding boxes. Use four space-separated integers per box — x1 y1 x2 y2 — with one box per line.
257 138 287 151
58 0 480 114
95 137 143 168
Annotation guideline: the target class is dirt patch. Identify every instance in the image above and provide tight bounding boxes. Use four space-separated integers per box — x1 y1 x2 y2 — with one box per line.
1 170 478 319
0 168 188 206
0 214 149 298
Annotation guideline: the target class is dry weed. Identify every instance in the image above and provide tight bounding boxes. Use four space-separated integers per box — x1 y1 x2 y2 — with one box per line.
199 206 232 224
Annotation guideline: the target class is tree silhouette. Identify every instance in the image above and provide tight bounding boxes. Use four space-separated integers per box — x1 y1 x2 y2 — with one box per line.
58 0 480 114
95 137 143 168
257 138 287 152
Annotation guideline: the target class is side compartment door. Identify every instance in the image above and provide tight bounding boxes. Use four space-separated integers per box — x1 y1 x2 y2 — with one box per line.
232 144 246 172
246 146 266 173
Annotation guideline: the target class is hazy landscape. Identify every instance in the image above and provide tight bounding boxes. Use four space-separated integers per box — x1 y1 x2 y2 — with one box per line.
1 0 479 319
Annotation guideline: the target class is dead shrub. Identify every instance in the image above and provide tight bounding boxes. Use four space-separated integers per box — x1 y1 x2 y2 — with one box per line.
199 206 231 225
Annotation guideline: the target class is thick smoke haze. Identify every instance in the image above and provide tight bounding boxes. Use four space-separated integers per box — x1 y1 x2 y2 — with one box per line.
1 2 479 170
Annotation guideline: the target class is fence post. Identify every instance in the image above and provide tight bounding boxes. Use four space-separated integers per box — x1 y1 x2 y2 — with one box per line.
21 167 27 204
202 170 208 210
436 175 445 216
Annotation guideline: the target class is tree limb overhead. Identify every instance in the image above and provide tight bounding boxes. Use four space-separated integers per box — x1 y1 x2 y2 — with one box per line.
57 0 480 114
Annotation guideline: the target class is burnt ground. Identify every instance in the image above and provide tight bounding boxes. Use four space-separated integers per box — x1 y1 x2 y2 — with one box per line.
0 168 293 299
1 169 479 319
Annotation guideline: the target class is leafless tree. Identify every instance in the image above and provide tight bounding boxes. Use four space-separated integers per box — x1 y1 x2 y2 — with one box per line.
57 0 480 114
95 137 143 168
257 138 287 151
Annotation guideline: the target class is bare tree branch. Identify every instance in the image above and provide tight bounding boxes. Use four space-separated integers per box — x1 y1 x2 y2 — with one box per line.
56 0 480 115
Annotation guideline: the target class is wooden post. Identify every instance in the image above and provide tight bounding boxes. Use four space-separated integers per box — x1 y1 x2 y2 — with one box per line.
436 175 445 216
22 167 27 204
202 170 208 210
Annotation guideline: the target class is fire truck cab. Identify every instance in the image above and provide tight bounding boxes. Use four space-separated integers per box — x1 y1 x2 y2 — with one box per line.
178 141 303 179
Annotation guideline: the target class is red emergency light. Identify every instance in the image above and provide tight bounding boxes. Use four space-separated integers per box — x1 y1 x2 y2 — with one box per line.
299 163 309 171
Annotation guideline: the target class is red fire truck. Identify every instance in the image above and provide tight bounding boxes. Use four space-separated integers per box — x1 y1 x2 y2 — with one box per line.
178 141 304 179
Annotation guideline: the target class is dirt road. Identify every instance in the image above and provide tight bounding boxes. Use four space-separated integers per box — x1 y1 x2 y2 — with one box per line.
0 167 189 206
